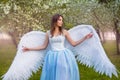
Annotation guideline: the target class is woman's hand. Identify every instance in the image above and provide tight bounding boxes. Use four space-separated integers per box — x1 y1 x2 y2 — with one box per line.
85 32 93 39
22 46 30 52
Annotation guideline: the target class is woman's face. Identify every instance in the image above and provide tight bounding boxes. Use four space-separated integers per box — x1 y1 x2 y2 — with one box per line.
56 16 63 27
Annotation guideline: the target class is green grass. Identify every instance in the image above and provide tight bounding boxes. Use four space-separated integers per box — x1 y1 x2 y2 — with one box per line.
0 40 120 80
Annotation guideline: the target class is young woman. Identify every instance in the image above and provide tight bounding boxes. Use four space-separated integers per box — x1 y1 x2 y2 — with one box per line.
2 14 117 80
23 14 93 80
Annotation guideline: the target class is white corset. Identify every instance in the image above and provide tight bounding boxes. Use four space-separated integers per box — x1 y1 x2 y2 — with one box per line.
49 34 65 51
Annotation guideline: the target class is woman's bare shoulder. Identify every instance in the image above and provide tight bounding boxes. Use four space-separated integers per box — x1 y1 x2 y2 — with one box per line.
63 29 68 35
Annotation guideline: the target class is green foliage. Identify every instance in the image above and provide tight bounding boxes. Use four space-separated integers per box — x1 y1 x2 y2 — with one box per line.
0 0 120 42
98 0 120 22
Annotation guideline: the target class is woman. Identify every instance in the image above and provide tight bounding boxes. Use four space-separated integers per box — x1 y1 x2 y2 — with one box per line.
2 14 117 80
23 14 93 80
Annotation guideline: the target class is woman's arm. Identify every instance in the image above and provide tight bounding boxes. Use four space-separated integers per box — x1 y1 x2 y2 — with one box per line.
23 32 49 52
64 30 93 47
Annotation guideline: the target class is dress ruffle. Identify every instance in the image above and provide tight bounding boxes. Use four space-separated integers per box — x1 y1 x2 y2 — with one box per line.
40 48 80 80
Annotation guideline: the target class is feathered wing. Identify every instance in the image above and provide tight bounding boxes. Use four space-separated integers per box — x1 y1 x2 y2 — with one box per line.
65 24 118 78
1 31 48 80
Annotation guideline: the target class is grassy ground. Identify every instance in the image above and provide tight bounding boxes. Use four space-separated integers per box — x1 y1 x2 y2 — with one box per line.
0 40 120 80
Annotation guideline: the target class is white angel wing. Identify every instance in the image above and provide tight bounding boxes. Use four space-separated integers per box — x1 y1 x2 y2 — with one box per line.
1 31 48 80
65 24 118 78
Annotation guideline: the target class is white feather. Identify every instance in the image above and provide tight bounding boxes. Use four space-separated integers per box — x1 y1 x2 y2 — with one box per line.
65 24 118 78
1 31 47 80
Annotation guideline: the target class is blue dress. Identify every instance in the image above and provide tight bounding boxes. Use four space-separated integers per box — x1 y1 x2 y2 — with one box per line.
40 34 80 80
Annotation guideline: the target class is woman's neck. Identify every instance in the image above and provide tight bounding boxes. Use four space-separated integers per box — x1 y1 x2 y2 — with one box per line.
54 26 59 32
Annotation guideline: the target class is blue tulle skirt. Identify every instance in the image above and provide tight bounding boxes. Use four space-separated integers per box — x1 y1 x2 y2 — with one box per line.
40 48 80 80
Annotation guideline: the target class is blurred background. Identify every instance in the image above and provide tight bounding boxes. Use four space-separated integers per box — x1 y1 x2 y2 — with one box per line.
0 0 120 80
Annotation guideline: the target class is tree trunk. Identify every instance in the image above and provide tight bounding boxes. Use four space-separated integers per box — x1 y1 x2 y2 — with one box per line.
101 31 106 43
114 19 120 55
8 32 17 48
95 25 102 42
